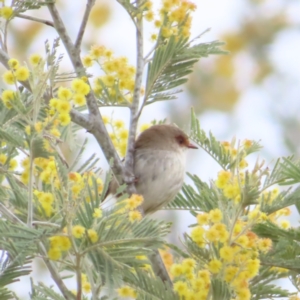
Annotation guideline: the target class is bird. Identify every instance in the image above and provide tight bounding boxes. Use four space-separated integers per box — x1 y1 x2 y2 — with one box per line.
108 124 197 213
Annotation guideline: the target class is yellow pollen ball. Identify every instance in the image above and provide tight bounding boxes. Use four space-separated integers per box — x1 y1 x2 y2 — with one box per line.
15 67 30 81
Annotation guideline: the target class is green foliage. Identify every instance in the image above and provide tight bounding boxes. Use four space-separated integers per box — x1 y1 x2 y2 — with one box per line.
145 37 225 104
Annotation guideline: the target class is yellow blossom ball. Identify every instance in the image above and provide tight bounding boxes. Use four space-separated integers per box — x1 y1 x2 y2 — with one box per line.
3 70 15 85
82 281 91 294
9 159 18 170
15 66 30 81
48 247 62 260
93 208 102 218
117 286 137 298
197 212 210 225
57 87 72 101
1 6 14 19
29 54 42 66
173 281 188 296
49 98 59 109
129 210 142 222
82 55 94 67
207 259 222 274
209 208 223 223
73 93 86 106
57 100 71 114
8 58 19 70
72 225 85 238
170 263 183 277
90 45 105 58
87 229 99 243
0 154 7 165
71 79 90 95
219 245 235 262
58 113 71 126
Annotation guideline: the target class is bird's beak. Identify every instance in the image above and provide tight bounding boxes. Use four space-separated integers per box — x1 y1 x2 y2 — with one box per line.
187 142 198 149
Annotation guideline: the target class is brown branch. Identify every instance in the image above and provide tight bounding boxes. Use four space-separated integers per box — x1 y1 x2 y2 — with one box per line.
16 13 54 27
75 0 95 50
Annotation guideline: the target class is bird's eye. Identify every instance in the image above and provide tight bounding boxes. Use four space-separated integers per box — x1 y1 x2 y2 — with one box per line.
176 136 185 145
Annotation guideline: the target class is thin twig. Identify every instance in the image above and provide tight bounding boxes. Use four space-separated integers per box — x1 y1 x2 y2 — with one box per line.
76 254 82 300
39 242 76 300
124 2 144 203
83 257 97 300
75 0 95 50
27 151 34 228
0 203 25 225
16 13 54 27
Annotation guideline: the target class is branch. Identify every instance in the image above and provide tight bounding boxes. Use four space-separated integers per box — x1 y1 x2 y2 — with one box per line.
124 6 144 201
47 2 125 182
16 14 54 27
75 0 95 50
39 242 76 300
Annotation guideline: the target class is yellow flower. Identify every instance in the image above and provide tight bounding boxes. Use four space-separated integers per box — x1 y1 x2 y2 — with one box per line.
9 159 18 170
196 213 209 225
173 281 188 296
49 236 71 251
72 225 85 238
82 281 91 293
82 55 94 67
209 208 223 223
197 270 210 284
236 235 249 248
71 79 90 95
245 258 260 278
190 226 205 244
170 263 183 277
1 90 15 108
93 208 102 218
73 93 86 106
102 115 110 124
2 70 15 85
0 154 7 165
280 220 290 229
223 265 238 282
220 245 235 262
207 259 222 274
258 238 272 253
48 247 62 260
57 87 72 101
15 66 30 81
58 113 71 126
49 98 59 109
90 45 105 58
205 227 219 242
8 58 19 70
29 54 42 66
57 100 71 114
215 170 231 188
126 194 144 210
117 286 137 298
113 119 124 129
1 6 14 19
87 229 99 243
129 210 142 222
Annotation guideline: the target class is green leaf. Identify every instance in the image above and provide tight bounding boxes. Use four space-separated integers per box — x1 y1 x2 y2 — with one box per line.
145 36 225 104
166 173 219 212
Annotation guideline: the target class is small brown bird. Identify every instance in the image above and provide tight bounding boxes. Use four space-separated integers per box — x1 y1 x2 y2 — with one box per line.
109 124 197 213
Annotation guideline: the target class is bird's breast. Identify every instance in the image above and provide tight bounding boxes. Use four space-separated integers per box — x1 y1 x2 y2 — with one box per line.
134 149 186 213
